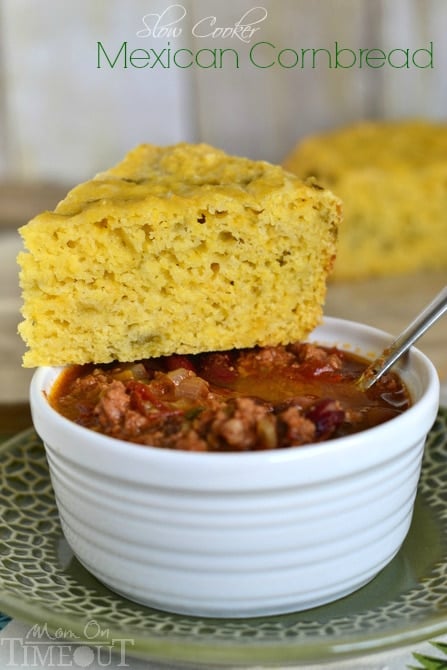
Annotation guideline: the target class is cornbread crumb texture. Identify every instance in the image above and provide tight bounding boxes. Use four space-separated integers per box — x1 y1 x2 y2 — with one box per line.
18 143 340 367
283 119 447 280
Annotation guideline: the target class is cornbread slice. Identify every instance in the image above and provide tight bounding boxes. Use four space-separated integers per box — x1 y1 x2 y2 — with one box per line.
18 143 340 367
283 119 447 280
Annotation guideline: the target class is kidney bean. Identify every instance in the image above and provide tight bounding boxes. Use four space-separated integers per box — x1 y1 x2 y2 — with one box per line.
306 398 345 440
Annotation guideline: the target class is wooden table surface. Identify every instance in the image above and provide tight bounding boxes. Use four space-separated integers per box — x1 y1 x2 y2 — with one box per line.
326 271 447 379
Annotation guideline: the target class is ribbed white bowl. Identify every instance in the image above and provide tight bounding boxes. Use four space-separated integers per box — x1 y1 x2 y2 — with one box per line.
30 317 440 617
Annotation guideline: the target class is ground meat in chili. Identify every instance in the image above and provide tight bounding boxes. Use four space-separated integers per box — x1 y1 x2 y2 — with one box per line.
49 343 411 452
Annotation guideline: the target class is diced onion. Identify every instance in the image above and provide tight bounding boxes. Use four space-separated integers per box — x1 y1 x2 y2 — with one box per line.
166 368 194 386
175 375 210 400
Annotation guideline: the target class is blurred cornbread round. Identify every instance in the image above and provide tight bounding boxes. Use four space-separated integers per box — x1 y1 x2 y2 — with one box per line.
283 119 447 280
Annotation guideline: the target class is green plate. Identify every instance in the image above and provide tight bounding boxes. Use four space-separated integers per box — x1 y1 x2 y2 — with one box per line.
0 410 447 667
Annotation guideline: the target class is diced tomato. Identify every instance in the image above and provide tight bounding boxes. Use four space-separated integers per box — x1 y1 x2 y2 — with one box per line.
128 380 172 413
163 354 196 372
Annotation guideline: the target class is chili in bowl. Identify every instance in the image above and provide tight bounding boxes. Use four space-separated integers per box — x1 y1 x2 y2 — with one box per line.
48 340 411 452
30 317 440 618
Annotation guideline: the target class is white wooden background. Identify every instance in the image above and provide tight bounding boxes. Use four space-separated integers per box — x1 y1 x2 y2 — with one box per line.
0 0 446 186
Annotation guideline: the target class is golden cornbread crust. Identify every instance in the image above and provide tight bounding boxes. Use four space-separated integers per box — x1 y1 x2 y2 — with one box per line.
18 143 340 367
283 119 447 280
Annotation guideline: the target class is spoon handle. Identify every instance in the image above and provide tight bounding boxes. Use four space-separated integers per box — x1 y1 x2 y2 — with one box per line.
358 285 447 391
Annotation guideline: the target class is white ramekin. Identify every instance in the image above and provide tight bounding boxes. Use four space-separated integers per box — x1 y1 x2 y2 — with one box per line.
30 317 440 617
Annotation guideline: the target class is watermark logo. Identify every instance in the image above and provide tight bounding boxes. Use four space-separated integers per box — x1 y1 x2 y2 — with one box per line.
0 620 134 668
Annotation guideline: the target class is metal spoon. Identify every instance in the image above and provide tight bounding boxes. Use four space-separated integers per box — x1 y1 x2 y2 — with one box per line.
357 285 447 391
